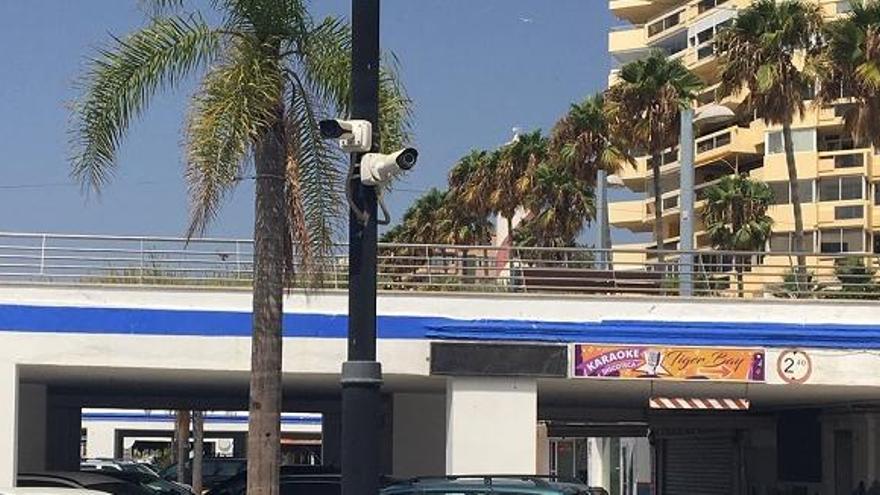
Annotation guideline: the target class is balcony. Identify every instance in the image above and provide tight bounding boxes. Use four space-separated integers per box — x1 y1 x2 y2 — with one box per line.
817 200 869 227
646 8 686 41
610 0 683 25
609 24 648 55
609 199 652 230
694 125 761 164
818 149 869 175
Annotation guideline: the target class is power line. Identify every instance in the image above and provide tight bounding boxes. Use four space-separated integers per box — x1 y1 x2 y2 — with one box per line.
0 179 171 191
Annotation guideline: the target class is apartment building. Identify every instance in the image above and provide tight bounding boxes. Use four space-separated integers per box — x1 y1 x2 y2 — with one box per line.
607 0 880 258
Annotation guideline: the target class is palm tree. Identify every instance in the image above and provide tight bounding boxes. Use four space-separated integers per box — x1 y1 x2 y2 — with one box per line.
384 188 492 246
448 149 495 218
69 2 411 494
517 163 595 248
605 52 702 263
549 93 631 186
702 175 774 297
813 0 880 148
715 0 822 277
496 130 548 242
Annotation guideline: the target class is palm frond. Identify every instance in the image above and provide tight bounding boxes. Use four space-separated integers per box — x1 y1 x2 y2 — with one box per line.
284 69 345 276
378 53 414 152
71 14 221 192
185 41 281 237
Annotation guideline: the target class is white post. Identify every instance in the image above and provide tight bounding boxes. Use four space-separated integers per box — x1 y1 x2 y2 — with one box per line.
445 377 537 474
0 363 19 487
39 235 47 276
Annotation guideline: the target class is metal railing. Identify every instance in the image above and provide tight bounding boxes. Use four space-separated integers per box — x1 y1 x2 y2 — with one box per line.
0 232 879 301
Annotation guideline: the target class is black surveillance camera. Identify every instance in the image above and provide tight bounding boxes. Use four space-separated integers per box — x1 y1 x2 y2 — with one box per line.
319 119 346 139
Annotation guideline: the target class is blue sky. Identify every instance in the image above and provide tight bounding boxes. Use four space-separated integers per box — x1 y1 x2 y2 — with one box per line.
0 1 631 243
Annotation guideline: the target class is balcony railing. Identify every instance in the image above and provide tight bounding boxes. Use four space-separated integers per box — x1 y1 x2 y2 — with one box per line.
0 232 878 301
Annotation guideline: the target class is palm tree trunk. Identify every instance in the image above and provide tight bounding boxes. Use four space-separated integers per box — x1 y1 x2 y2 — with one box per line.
175 410 190 485
782 124 807 282
192 411 204 494
651 152 665 267
247 105 287 495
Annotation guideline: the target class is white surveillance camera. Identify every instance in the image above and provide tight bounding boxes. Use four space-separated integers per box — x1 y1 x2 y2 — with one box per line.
360 148 419 186
318 119 372 152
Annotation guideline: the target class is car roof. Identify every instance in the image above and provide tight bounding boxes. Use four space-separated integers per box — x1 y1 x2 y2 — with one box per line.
382 475 589 494
1 488 108 495
19 472 130 486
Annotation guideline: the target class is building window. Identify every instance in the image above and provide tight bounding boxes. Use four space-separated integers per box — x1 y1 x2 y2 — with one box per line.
820 133 855 151
874 233 880 254
819 176 864 202
769 231 816 252
766 129 816 155
663 195 679 211
698 0 730 14
769 180 814 205
874 183 880 206
648 11 682 37
835 205 864 220
820 228 866 253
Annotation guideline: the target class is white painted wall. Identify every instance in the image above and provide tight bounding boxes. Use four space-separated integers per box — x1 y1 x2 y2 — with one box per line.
17 384 46 472
392 393 446 478
2 285 879 327
0 364 18 488
82 415 322 458
446 377 537 475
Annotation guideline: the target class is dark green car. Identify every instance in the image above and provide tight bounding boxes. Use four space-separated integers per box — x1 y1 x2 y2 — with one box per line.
381 475 594 494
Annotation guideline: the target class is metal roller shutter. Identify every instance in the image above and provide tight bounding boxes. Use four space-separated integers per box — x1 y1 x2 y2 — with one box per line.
663 433 735 495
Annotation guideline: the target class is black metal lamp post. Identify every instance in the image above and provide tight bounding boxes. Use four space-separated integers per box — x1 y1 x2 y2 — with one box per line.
341 1 382 494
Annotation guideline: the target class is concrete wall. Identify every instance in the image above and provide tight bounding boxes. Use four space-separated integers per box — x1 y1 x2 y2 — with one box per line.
17 384 47 472
392 393 445 478
446 377 537 475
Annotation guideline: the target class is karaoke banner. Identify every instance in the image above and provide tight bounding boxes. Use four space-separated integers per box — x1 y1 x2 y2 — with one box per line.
573 345 766 382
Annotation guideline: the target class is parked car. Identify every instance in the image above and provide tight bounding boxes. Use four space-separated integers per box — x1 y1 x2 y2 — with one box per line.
206 466 342 495
158 460 245 492
18 472 154 495
80 470 192 495
80 461 157 477
0 489 108 495
381 475 594 494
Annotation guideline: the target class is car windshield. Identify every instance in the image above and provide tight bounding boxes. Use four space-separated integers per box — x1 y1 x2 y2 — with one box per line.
122 464 159 476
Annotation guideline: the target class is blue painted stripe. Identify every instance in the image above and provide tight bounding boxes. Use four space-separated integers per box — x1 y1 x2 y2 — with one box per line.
1 304 879 350
81 412 321 425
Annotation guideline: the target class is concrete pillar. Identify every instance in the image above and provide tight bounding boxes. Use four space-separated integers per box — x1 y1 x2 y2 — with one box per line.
84 422 117 459
536 422 550 475
46 402 81 471
0 364 19 487
392 393 445 478
588 438 611 489
446 377 537 475
321 411 342 469
17 384 47 472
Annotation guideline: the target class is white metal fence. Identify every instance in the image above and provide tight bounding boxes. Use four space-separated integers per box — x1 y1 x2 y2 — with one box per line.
0 232 878 300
